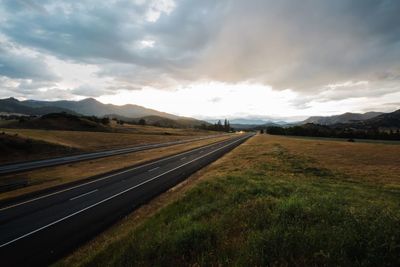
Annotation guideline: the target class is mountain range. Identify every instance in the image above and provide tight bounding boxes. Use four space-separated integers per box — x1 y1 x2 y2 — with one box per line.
266 108 400 140
5 97 180 119
214 110 399 130
300 112 384 125
342 109 400 129
208 112 389 128
1 97 398 130
0 97 206 128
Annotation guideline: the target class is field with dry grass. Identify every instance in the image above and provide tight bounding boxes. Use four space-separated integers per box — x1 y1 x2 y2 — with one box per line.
0 132 79 164
0 125 221 164
271 135 400 186
0 135 232 202
57 134 400 266
0 126 215 151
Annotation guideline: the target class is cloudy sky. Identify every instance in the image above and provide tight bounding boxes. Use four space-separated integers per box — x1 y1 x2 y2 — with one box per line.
0 0 399 120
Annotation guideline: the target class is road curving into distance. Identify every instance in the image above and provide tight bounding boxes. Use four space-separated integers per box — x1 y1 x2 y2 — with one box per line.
0 133 230 175
0 133 254 266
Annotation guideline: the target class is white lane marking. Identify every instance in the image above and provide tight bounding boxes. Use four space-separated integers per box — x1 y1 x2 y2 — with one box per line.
148 167 159 172
180 157 186 160
0 135 251 248
0 134 230 173
69 190 98 201
0 135 238 211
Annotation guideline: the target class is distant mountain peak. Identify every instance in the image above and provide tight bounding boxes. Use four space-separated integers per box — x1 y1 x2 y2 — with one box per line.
5 97 19 102
80 97 97 101
78 98 101 104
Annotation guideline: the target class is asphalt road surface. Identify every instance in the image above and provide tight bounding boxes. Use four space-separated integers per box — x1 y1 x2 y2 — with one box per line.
0 133 228 175
0 133 253 266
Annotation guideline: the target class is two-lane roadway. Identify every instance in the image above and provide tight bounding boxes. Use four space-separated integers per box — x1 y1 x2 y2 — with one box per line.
0 133 254 266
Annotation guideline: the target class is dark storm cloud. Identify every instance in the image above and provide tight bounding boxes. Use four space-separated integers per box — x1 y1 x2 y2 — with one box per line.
0 0 223 68
196 0 400 91
0 0 399 101
1 1 145 63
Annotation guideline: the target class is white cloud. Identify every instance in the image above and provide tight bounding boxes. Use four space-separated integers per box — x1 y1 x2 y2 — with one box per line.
0 0 399 119
146 0 176 22
138 40 155 49
98 82 299 118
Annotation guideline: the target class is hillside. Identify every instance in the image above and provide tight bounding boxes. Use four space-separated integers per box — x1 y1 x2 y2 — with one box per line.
21 98 181 119
267 109 400 140
0 97 209 129
107 114 209 129
5 113 111 132
0 132 78 165
0 98 78 116
175 117 210 128
302 111 383 125
353 109 400 128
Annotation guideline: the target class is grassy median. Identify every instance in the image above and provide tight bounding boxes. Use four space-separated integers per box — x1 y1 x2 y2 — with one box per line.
57 135 400 266
0 126 214 152
0 135 233 202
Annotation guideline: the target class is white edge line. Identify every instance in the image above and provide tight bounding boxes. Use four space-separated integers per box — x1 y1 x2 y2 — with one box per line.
0 134 251 248
0 135 236 211
69 189 98 201
0 134 228 172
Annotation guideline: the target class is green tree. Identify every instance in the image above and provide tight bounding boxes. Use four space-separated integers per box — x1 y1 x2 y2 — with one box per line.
138 119 146 125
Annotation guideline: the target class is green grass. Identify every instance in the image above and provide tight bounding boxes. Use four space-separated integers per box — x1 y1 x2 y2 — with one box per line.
58 135 400 267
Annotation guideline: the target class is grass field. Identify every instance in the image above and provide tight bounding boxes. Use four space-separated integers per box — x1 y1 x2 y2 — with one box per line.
0 135 232 202
57 134 400 267
0 132 80 164
0 126 220 164
0 127 215 151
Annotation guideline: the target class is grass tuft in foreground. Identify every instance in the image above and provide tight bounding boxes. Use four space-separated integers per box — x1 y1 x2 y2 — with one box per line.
58 135 400 267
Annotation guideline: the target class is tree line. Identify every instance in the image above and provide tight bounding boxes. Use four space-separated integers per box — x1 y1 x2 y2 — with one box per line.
197 119 233 132
266 124 400 140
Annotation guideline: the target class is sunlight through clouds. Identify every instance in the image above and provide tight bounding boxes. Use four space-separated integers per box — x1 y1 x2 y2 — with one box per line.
1 0 399 119
98 82 299 119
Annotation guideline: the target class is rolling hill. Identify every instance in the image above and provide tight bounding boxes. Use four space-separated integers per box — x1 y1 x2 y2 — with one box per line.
343 109 400 129
127 115 208 129
266 109 400 140
301 111 383 125
5 113 112 132
0 132 78 165
0 97 209 128
0 98 78 116
21 98 180 119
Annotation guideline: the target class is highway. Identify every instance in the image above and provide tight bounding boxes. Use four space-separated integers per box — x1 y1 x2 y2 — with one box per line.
0 133 228 175
0 133 254 266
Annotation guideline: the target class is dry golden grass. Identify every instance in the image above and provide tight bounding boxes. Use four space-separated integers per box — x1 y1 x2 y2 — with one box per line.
0 127 215 151
0 135 232 202
56 134 400 266
110 122 215 136
273 135 400 186
0 132 79 164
